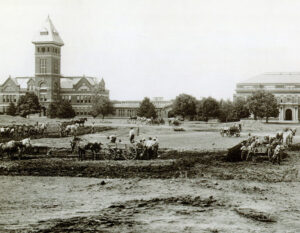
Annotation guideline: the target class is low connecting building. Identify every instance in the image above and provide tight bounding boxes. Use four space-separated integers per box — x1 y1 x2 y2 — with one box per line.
0 16 172 118
113 97 173 118
235 72 300 122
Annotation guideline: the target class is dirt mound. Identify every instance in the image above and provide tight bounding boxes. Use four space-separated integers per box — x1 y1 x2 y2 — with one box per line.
34 195 221 233
235 208 276 222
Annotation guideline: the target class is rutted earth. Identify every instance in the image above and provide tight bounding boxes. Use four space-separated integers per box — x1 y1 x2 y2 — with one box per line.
1 120 300 232
0 149 300 232
0 175 299 232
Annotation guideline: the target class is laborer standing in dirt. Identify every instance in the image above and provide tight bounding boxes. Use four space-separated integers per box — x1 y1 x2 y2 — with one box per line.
240 142 248 160
272 144 282 165
129 127 135 143
58 122 63 137
108 134 117 143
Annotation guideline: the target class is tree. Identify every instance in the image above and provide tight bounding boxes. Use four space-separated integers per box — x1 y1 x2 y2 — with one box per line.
56 100 76 118
172 94 197 120
91 95 114 119
247 91 279 123
17 92 41 117
218 99 236 122
46 101 75 118
137 97 157 119
197 97 220 121
233 97 250 119
47 102 58 118
7 102 16 116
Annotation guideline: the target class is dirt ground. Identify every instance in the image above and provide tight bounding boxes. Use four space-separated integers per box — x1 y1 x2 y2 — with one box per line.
0 117 300 232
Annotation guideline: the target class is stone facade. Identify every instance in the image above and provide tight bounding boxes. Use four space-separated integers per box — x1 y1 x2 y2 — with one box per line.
235 72 300 122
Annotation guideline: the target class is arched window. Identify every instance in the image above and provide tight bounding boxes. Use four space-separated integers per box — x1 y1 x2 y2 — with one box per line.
39 82 47 91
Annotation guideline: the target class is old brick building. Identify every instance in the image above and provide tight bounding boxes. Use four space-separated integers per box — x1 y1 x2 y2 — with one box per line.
0 16 172 118
0 16 108 116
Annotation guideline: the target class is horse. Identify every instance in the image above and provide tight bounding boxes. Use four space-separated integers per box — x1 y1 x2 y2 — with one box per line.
71 137 102 160
74 118 87 127
283 128 296 146
38 123 48 135
0 140 22 159
19 138 32 154
65 124 79 136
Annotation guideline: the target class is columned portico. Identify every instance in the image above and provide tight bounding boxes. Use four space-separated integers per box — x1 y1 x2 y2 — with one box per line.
279 104 299 122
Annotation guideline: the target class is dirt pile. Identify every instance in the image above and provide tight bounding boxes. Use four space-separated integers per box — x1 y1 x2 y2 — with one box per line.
34 195 222 233
235 208 276 222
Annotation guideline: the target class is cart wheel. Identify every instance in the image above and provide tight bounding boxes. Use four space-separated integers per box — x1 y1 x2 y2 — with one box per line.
102 148 115 160
109 149 117 160
123 147 137 160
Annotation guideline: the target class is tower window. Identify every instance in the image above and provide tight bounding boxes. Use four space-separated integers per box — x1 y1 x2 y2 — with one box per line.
47 47 49 52
41 47 45 53
40 59 47 73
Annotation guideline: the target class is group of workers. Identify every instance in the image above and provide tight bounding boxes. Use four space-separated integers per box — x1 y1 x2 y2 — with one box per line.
240 134 283 164
106 127 159 159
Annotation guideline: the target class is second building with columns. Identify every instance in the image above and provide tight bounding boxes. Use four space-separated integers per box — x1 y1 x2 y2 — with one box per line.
235 72 300 122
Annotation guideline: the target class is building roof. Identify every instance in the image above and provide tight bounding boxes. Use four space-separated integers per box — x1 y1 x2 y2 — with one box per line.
32 16 64 46
60 76 97 88
113 100 173 109
240 72 300 84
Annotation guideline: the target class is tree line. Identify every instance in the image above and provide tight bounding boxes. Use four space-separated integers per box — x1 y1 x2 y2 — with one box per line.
6 89 279 122
169 91 279 123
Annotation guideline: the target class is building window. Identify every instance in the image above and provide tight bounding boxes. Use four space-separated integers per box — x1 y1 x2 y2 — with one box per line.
47 47 50 52
41 47 45 53
40 59 47 73
77 96 80 103
54 61 58 74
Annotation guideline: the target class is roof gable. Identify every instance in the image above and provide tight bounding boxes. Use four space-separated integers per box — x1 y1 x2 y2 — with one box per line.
60 76 97 89
74 77 93 91
0 77 20 92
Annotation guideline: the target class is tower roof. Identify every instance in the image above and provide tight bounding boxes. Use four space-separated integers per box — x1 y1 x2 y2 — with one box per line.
32 16 64 46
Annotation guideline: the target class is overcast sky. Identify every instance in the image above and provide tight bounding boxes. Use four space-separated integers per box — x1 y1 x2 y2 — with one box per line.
1 0 300 101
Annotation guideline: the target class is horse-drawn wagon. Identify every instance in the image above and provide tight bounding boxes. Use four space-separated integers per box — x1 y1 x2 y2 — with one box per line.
102 142 139 160
220 126 240 137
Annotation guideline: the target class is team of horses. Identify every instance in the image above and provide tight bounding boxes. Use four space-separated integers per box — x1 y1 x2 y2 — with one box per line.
0 123 48 139
0 138 31 159
70 136 159 161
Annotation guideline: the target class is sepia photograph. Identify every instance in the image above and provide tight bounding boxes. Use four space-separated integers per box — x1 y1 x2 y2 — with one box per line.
0 0 299 232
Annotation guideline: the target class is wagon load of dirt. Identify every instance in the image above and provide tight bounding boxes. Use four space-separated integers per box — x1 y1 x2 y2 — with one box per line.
226 141 244 162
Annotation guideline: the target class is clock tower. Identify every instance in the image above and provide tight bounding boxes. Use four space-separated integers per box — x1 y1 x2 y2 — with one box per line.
32 16 64 106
